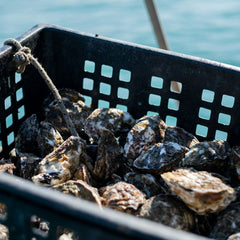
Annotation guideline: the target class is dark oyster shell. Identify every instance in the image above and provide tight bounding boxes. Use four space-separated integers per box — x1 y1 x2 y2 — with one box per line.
32 136 87 186
164 126 199 148
100 181 145 214
43 88 92 138
73 163 92 185
182 140 231 173
161 168 236 215
84 108 135 140
93 129 123 181
139 194 196 232
124 172 164 198
210 202 240 239
15 114 39 154
124 115 166 160
133 142 188 174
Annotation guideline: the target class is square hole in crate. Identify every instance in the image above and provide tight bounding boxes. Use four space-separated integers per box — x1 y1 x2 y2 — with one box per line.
147 111 159 116
165 115 177 126
198 107 211 120
7 132 14 146
101 64 113 78
31 215 49 238
119 69 131 82
168 98 179 111
83 95 92 107
16 88 23 102
15 73 21 84
83 78 94 91
84 60 95 73
218 113 231 126
151 76 163 89
18 105 25 120
98 100 110 108
149 94 161 106
170 81 182 94
116 104 128 112
117 87 129 99
6 114 13 128
221 94 235 108
99 82 111 95
201 89 215 103
215 130 228 141
4 96 11 110
196 124 208 137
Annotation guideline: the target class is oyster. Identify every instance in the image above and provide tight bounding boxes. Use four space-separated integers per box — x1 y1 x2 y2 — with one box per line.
229 146 240 180
161 168 236 215
93 129 123 180
100 181 145 214
124 115 166 160
73 163 92 185
139 194 195 232
43 88 92 138
0 159 15 175
227 233 240 240
124 172 164 198
210 202 240 239
37 121 64 157
15 114 39 154
164 126 199 148
133 142 188 174
84 108 135 140
182 140 231 173
32 136 87 186
53 180 102 207
0 224 8 240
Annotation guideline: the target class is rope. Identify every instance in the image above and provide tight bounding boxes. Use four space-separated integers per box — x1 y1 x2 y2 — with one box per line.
4 38 79 137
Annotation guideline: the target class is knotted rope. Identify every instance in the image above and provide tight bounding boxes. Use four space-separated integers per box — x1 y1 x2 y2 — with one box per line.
4 38 79 137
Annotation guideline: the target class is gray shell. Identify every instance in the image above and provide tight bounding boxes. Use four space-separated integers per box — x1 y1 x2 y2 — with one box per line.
133 142 188 173
139 194 196 232
124 115 166 160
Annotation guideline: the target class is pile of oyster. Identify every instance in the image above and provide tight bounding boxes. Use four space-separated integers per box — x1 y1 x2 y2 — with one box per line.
2 88 240 240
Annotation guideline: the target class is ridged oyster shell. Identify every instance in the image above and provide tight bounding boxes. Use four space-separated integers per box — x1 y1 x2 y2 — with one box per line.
139 194 196 232
133 142 188 173
32 136 87 186
161 168 236 215
124 115 166 160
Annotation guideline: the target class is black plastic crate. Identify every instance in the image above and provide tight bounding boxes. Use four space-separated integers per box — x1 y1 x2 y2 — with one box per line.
1 24 240 239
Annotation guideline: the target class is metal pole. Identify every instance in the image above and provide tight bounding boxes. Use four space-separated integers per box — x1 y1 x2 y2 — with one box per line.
144 0 181 93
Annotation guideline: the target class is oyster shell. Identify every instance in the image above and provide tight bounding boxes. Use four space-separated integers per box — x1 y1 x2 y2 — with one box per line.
15 114 39 154
139 194 195 232
32 136 87 186
227 233 240 240
229 146 240 181
37 121 64 157
161 168 236 215
73 163 92 185
100 181 145 214
124 115 166 160
43 88 92 138
210 202 240 239
93 129 123 180
133 142 188 174
124 172 164 198
182 140 231 173
84 108 135 140
0 224 8 240
164 126 199 148
53 180 102 207
0 159 15 175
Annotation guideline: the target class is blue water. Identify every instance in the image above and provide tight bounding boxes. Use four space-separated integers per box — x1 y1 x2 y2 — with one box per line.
1 0 240 66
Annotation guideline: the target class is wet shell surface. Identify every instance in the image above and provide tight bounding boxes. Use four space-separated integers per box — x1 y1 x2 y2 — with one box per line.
93 129 123 180
32 136 87 186
182 140 231 172
139 194 196 232
164 126 199 148
84 108 135 140
124 172 164 198
161 168 236 215
100 181 145 214
43 89 92 138
37 121 64 157
133 142 188 174
124 115 166 160
15 114 39 154
53 180 102 207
